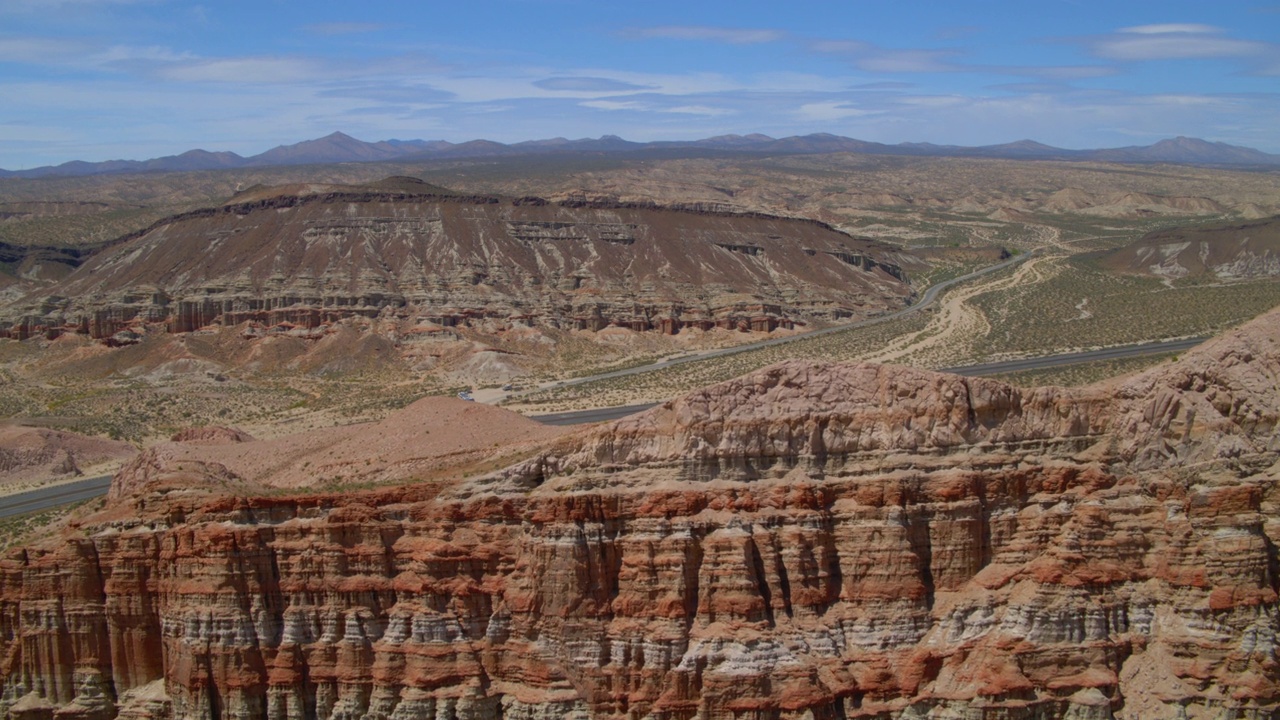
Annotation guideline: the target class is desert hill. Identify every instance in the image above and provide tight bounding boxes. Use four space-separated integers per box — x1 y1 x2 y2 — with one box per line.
108 396 568 498
0 179 916 343
1099 215 1280 281
4 149 1278 265
2 302 1280 718
0 424 135 490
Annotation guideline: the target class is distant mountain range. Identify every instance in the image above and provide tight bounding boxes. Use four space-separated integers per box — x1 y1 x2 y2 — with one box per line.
3 132 1278 179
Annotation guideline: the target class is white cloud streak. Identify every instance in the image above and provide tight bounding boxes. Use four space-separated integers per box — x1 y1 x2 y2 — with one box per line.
5 11 1280 165
1090 24 1272 61
304 22 385 36
1119 24 1222 35
157 57 323 84
0 37 89 64
631 26 786 44
796 101 872 121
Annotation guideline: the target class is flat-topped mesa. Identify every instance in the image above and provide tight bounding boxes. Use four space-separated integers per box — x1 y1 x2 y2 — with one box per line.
3 308 1280 720
0 186 915 342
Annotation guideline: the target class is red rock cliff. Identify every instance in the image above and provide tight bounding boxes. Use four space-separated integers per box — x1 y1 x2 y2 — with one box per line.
2 307 1280 719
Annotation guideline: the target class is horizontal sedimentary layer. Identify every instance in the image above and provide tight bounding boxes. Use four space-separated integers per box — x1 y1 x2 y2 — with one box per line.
1 293 821 342
2 308 1277 720
0 190 916 342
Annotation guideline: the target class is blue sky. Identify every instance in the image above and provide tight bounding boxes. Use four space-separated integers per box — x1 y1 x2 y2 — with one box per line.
2 0 1278 167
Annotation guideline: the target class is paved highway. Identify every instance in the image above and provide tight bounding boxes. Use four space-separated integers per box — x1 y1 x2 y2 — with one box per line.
525 250 1033 393
0 254 1208 517
0 335 1206 519
0 475 113 520
529 335 1206 425
534 403 661 426
941 336 1206 377
0 330 1198 515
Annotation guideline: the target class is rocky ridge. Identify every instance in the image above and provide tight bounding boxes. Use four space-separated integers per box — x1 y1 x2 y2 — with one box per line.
0 182 915 343
5 132 1278 180
0 426 135 490
1101 216 1280 281
2 306 1280 719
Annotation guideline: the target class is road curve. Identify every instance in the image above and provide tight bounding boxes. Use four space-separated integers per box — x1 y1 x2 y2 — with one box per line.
523 250 1034 394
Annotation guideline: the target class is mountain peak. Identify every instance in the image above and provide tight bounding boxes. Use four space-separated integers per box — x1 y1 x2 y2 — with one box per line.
319 131 358 142
4 132 1277 179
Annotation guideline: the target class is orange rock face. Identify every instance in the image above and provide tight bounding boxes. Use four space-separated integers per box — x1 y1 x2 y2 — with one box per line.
2 307 1280 719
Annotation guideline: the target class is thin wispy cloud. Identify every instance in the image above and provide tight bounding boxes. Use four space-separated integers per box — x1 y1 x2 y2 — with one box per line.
812 37 1121 81
0 36 89 64
667 105 735 116
934 25 982 41
1119 24 1221 35
3 1 1280 166
1 0 157 10
988 82 1075 94
630 26 786 45
851 81 914 90
158 57 323 84
581 100 646 112
304 22 385 36
94 45 194 64
796 101 873 121
534 76 656 92
579 97 735 117
1028 65 1117 80
810 39 964 74
1088 24 1271 61
317 83 456 104
858 49 961 74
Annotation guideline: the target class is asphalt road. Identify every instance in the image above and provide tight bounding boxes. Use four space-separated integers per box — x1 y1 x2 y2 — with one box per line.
0 475 113 520
940 336 1206 377
0 334 1206 519
529 335 1207 425
533 403 661 426
526 250 1033 394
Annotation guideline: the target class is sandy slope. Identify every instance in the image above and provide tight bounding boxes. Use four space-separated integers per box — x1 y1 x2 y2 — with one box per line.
127 396 570 491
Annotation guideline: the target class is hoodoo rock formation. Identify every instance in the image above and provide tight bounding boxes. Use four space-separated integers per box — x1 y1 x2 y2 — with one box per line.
0 181 914 342
3 305 1280 719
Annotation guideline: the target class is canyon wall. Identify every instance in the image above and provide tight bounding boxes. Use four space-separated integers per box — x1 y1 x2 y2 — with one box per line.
2 308 1279 719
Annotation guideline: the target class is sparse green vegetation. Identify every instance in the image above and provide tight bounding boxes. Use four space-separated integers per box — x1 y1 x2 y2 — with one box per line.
969 255 1280 357
512 311 932 411
0 148 1277 430
0 498 97 549
988 353 1178 388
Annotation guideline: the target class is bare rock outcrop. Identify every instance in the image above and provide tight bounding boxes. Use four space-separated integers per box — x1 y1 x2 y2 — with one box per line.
3 307 1280 719
1100 216 1280 281
167 426 255 444
0 425 136 489
0 187 914 343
